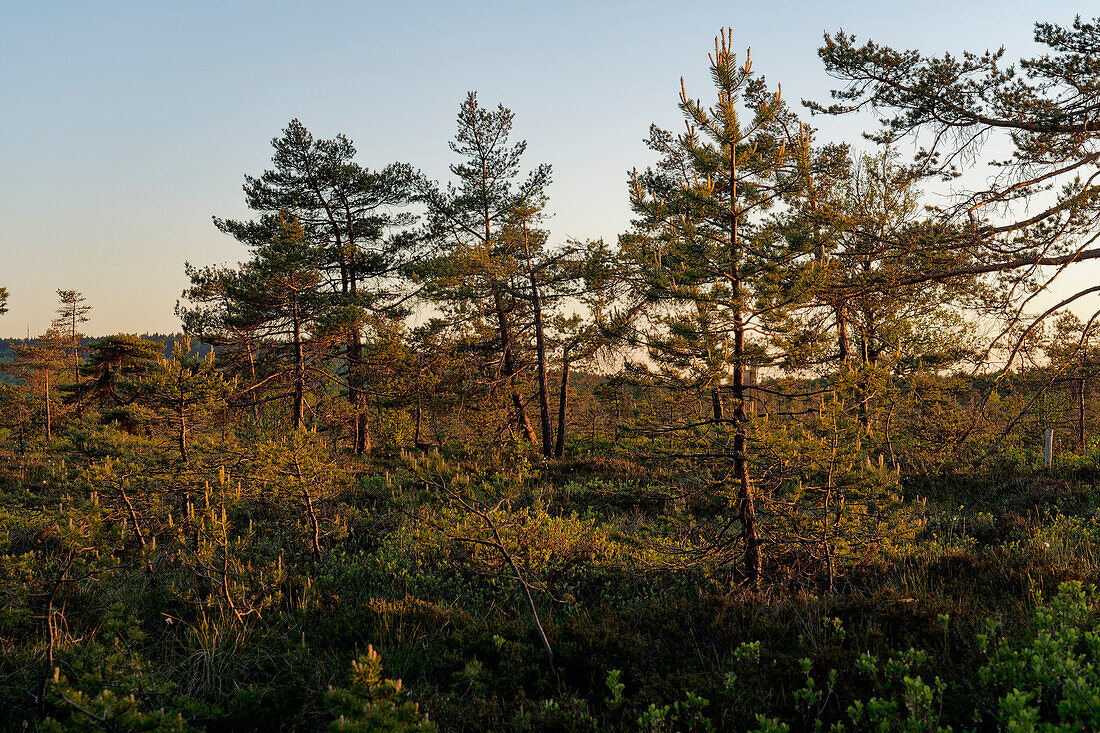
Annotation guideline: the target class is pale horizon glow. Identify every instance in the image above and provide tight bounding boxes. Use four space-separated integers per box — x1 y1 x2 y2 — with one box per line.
1 1 1090 337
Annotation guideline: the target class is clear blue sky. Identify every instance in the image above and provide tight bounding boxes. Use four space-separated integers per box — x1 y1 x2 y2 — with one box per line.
0 0 1087 336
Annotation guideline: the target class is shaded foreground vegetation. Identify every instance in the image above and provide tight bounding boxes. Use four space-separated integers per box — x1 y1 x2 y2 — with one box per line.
7 14 1100 731
6 431 1100 731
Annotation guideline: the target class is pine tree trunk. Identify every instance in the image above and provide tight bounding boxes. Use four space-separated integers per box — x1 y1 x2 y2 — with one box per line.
526 246 553 458
44 377 52 442
71 313 80 383
246 340 260 421
179 410 189 463
836 301 850 365
554 348 570 458
292 303 304 431
177 363 189 462
727 135 759 589
857 329 872 434
1080 376 1087 453
347 297 370 454
493 290 535 444
733 305 760 590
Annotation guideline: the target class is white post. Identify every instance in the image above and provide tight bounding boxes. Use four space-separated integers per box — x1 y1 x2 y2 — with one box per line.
1044 428 1054 468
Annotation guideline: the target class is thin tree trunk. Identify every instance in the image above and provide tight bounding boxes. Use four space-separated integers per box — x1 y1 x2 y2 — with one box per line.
292 304 304 431
1080 376 1087 453
857 329 871 434
836 301 850 365
44 377 52 442
532 300 552 457
726 132 759 589
493 290 536 444
177 363 189 462
733 308 760 590
71 314 79 383
348 308 370 453
118 481 147 548
554 347 570 458
246 339 260 422
294 456 322 557
179 410 189 464
523 221 553 457
350 341 369 454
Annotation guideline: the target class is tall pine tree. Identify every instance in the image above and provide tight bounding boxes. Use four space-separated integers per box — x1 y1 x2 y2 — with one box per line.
213 120 416 452
415 93 552 445
622 32 813 587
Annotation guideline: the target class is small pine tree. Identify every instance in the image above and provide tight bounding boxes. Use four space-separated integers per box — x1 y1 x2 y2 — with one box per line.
53 289 92 382
146 336 229 462
326 646 436 732
622 30 812 587
9 325 66 441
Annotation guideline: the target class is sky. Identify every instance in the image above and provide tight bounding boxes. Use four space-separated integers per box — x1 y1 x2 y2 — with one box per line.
0 0 1091 337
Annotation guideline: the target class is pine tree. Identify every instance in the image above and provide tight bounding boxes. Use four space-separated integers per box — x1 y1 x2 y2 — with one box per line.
213 120 416 453
326 646 436 732
622 31 812 587
65 335 163 432
182 213 330 431
781 148 979 446
814 16 1100 370
53 289 91 382
146 336 229 462
8 326 66 441
415 92 552 445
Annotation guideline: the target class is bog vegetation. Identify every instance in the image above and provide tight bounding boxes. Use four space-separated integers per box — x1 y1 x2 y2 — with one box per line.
6 18 1100 731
